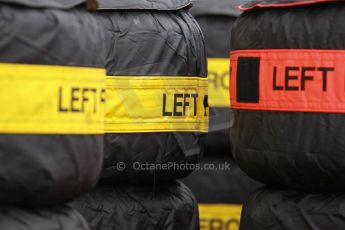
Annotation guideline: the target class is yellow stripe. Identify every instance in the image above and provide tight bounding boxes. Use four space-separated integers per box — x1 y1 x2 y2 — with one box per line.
199 204 242 230
208 58 230 107
0 63 105 134
105 76 209 133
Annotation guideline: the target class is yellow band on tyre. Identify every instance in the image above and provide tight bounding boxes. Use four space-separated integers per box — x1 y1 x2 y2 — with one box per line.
0 63 105 134
208 58 230 107
105 76 209 133
199 204 242 230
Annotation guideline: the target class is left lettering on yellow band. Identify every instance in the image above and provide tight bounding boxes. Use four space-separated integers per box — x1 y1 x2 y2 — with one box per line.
58 87 106 114
162 93 208 117
105 76 209 133
0 63 105 134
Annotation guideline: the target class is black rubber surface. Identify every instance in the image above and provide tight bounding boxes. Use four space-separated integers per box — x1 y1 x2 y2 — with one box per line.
241 187 345 230
183 156 262 203
231 0 345 190
96 2 207 183
0 205 90 230
0 3 104 205
70 181 199 230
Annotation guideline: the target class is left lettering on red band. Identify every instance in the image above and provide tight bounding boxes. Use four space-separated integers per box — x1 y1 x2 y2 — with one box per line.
230 49 345 113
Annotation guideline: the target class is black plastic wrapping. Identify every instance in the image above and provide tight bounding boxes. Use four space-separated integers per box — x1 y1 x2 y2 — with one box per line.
0 2 105 205
96 2 207 183
0 0 86 9
241 188 345 230
190 0 247 156
96 0 191 10
0 205 90 230
182 156 262 203
231 0 345 190
69 181 199 230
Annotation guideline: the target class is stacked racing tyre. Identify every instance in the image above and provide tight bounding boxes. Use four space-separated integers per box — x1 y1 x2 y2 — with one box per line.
231 0 345 191
0 0 105 229
184 157 261 204
0 0 105 206
240 188 345 230
70 181 199 230
190 0 246 155
230 0 345 229
183 1 261 230
0 205 90 230
183 157 261 230
71 0 207 229
97 0 208 184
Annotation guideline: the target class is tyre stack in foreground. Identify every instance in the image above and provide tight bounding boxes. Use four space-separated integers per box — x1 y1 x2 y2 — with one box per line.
230 0 345 229
70 1 208 229
183 1 261 229
0 0 105 229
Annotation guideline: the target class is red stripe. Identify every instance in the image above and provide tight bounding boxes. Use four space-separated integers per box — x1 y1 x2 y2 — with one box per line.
240 0 343 11
230 49 345 113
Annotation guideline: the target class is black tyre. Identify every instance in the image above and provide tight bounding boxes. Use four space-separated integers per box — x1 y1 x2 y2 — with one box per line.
183 156 262 204
191 0 246 156
0 205 90 230
70 181 199 230
0 1 105 205
231 0 345 190
95 0 208 183
241 187 345 230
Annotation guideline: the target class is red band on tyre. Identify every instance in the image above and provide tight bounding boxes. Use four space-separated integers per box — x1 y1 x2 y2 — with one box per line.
230 49 345 113
240 0 343 11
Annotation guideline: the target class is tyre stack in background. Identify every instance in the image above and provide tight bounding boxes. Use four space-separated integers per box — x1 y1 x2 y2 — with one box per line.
230 0 345 229
0 0 105 229
182 1 262 230
70 0 207 229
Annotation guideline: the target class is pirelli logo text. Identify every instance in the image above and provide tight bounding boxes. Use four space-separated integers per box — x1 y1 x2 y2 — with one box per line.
0 63 105 134
105 76 209 133
230 49 345 113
